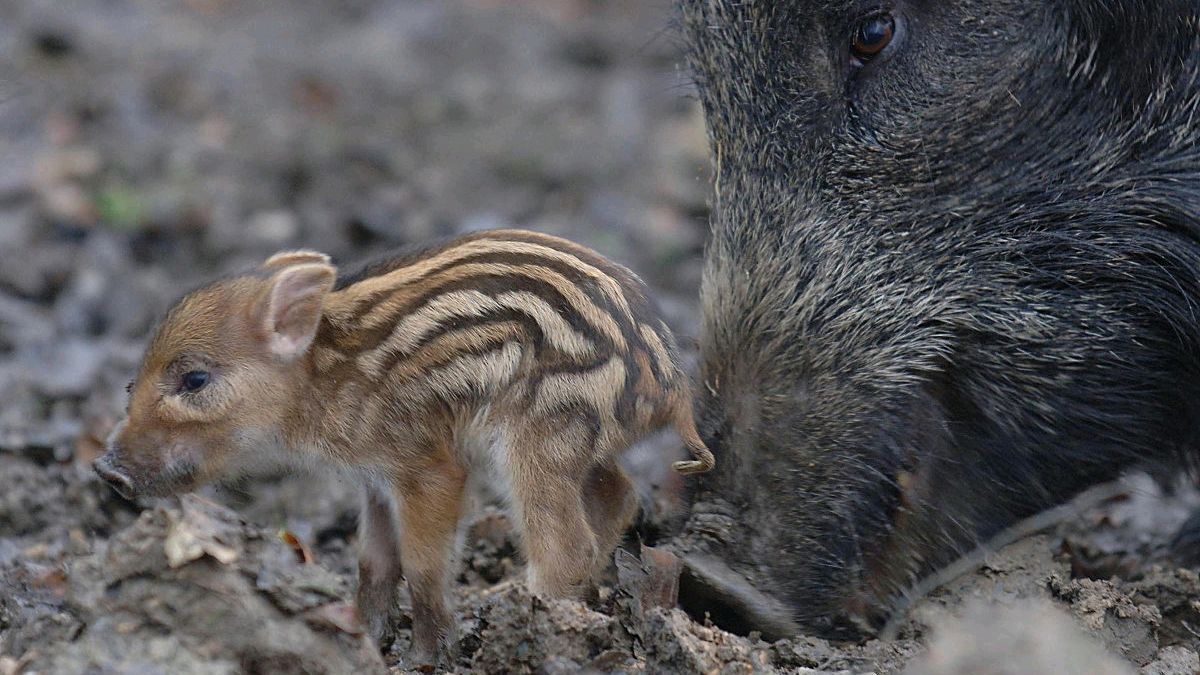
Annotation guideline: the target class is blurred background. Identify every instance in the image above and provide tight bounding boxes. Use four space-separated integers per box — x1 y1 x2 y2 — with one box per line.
0 0 710 461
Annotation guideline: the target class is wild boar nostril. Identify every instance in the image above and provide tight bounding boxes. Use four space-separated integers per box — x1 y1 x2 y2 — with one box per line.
93 456 135 500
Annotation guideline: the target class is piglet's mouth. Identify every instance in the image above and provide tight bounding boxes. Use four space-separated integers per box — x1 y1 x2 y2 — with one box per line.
93 454 137 500
93 453 202 500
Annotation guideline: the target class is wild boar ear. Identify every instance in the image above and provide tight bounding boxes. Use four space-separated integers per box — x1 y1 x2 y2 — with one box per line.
262 250 332 271
261 262 337 360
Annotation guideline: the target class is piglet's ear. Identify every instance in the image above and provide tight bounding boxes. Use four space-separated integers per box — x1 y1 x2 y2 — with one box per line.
262 249 332 271
262 262 336 360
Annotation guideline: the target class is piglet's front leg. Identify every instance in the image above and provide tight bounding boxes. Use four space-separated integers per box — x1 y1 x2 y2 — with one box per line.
394 458 468 666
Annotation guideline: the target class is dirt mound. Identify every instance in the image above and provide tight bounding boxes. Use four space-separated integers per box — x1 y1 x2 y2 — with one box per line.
3 460 1198 674
4 494 384 675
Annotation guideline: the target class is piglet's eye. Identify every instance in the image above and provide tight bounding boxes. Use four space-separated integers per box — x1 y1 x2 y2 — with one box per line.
180 370 210 393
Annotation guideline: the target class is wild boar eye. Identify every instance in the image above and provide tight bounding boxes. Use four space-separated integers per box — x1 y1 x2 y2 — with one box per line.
180 370 210 393
851 13 896 61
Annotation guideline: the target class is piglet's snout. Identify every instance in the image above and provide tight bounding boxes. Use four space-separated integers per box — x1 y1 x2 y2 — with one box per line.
93 453 135 500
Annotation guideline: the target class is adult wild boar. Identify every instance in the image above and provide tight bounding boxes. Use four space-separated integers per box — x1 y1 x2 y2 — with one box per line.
679 0 1200 637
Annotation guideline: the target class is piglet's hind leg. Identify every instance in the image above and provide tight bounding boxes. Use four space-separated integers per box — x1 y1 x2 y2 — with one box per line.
356 481 403 646
508 422 600 597
582 459 639 565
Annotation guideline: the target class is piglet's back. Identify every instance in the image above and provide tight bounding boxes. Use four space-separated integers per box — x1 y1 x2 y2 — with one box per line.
310 230 687 421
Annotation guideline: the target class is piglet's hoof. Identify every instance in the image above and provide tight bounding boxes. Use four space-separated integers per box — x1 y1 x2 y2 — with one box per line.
357 604 402 653
403 637 458 673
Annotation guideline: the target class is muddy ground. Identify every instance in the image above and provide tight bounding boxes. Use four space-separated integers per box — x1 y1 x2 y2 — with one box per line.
1 1 1198 673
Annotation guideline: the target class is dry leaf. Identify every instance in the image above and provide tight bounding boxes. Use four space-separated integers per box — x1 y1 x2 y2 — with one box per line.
163 500 240 568
31 567 68 598
302 602 365 636
0 654 31 675
278 530 315 565
615 544 683 615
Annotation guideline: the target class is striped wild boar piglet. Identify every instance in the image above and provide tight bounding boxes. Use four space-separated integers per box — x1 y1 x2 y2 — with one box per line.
93 229 714 663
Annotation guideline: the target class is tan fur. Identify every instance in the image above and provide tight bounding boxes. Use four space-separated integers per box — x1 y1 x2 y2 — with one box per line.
262 249 332 269
97 229 714 664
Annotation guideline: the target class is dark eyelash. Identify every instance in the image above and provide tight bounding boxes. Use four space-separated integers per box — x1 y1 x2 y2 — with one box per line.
125 380 134 394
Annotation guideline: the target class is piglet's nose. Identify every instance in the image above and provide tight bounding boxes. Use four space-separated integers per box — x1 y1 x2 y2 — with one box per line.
93 454 135 500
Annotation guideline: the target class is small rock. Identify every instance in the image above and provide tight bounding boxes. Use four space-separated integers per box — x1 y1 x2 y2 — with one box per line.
1140 646 1200 675
1126 566 1200 648
40 183 96 226
1050 574 1162 665
32 147 101 188
25 338 106 398
905 600 1134 675
642 606 775 673
248 210 300 246
0 294 55 348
